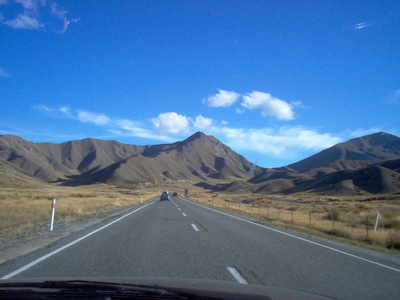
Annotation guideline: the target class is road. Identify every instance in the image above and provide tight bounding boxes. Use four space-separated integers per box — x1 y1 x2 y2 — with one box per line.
1 196 400 299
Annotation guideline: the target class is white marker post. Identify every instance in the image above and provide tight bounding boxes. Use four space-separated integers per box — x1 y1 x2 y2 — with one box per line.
373 213 380 231
49 199 56 231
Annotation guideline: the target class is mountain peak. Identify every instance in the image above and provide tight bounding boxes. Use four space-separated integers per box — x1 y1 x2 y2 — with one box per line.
184 131 208 142
350 132 400 148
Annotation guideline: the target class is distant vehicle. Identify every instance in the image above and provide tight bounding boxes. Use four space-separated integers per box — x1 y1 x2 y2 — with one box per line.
160 191 170 201
172 192 178 197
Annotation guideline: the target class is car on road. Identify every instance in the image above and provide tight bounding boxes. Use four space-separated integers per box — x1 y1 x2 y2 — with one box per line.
160 191 170 201
172 192 178 197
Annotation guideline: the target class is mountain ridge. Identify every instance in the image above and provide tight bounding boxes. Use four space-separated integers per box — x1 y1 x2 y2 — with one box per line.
249 132 400 195
1 131 400 195
0 132 255 185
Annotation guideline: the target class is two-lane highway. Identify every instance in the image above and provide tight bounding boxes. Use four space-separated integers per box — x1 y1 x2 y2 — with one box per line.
1 196 400 299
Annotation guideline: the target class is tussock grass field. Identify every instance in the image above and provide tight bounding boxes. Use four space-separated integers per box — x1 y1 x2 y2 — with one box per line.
0 184 158 238
187 190 400 253
2 179 399 254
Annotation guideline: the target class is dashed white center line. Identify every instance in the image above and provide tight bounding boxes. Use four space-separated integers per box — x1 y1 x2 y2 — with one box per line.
178 208 181 210
182 213 187 216
191 224 199 231
227 267 248 284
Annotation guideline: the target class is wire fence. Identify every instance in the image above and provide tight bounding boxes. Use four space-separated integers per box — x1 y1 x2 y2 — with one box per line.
205 198 400 250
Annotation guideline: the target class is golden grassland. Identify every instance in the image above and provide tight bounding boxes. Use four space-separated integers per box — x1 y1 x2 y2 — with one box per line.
186 187 400 253
1 180 399 254
0 184 158 238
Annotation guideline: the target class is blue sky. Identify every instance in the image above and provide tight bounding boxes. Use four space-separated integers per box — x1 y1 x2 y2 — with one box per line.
1 0 399 168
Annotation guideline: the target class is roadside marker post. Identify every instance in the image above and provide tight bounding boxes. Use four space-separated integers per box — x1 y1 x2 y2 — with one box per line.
373 213 380 231
49 199 56 232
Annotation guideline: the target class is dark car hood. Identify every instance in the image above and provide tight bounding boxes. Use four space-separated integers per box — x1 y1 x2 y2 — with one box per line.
0 277 333 299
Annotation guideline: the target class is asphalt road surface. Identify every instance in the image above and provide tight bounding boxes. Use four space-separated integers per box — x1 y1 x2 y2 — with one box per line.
1 196 400 299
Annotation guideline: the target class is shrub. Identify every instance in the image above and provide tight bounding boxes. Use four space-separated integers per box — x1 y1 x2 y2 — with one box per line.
327 207 341 221
387 233 400 249
383 219 400 230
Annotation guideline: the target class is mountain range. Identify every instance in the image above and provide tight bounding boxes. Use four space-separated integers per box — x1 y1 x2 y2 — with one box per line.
1 131 399 195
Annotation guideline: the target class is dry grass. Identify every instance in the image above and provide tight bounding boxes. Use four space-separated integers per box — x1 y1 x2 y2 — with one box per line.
0 184 158 238
187 191 400 253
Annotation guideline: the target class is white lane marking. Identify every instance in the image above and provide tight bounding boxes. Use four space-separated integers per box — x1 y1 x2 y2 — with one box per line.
182 213 187 217
180 198 400 273
178 208 181 210
227 267 248 284
1 202 155 280
191 224 200 231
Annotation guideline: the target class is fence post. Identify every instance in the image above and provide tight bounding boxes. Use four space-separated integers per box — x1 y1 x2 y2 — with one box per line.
366 216 369 238
373 213 380 231
49 199 56 231
291 210 294 223
309 212 311 225
278 208 280 220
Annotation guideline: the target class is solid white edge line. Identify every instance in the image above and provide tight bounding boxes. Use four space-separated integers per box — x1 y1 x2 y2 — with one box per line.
1 202 155 280
191 224 200 231
227 267 248 284
180 198 400 273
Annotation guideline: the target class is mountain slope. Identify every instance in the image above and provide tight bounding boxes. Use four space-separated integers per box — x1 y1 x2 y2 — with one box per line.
0 158 48 188
0 135 146 181
76 132 255 184
282 158 400 195
287 132 400 173
0 132 255 185
250 132 400 195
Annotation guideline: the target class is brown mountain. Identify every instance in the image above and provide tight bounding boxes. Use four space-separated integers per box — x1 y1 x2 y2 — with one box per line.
1 131 399 195
66 132 255 185
287 132 400 173
0 132 254 185
250 132 400 195
0 135 145 182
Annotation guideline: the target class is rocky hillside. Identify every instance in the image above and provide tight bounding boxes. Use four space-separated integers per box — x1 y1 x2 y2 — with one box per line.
248 132 400 195
0 132 255 185
1 131 399 195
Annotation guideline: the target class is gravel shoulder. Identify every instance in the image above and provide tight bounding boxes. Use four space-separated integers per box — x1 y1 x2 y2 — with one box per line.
0 207 134 265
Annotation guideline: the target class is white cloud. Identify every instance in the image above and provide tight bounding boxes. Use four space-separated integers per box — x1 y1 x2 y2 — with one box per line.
2 0 45 29
34 105 74 119
2 0 74 33
113 119 172 141
16 0 45 10
0 67 11 78
353 22 373 30
50 1 67 18
241 91 297 120
235 108 245 114
204 89 240 108
193 115 213 130
4 13 44 29
214 126 342 157
388 89 400 104
151 112 191 134
348 127 383 138
36 105 173 141
77 110 111 125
